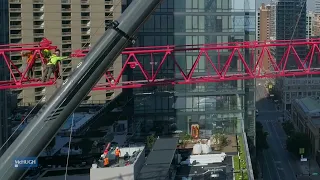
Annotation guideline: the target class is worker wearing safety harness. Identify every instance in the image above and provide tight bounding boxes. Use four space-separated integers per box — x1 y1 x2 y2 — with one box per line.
42 49 68 82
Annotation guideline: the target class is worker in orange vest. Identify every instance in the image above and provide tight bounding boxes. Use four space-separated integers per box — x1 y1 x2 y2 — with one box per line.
21 51 35 79
115 147 121 163
103 157 109 167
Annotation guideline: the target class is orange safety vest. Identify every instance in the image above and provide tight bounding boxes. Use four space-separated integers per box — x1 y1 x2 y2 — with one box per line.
27 55 33 63
115 149 120 157
104 158 109 166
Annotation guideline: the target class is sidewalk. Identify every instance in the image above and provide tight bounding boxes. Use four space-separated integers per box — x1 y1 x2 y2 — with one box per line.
298 159 320 180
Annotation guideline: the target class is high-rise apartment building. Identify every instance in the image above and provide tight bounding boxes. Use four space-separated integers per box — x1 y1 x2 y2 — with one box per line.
8 0 122 105
313 14 320 36
306 11 315 38
269 1 277 40
258 3 272 71
316 0 320 14
276 0 306 63
124 0 257 142
274 0 320 111
0 0 11 154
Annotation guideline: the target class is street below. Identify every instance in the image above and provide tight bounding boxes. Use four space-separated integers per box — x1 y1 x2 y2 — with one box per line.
256 79 301 180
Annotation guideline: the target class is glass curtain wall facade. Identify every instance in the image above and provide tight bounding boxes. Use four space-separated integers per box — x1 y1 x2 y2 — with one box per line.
0 0 10 153
276 0 307 66
124 0 256 141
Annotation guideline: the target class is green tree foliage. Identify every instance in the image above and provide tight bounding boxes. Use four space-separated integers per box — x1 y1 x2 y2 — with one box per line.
286 132 311 157
146 135 156 149
256 122 269 150
282 121 295 136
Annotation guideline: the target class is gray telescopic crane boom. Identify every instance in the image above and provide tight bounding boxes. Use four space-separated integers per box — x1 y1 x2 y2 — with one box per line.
0 0 162 179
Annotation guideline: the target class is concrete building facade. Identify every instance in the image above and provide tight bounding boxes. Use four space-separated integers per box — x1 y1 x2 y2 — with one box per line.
292 97 320 158
313 14 320 36
316 0 320 14
306 11 315 39
258 3 272 71
8 0 122 105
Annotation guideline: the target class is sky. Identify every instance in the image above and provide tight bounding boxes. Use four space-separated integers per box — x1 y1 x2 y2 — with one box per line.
257 0 315 11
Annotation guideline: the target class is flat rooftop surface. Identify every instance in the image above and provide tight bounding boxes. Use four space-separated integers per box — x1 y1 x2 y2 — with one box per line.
175 155 234 180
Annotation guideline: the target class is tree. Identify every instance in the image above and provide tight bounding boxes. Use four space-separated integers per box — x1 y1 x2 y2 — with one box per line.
286 132 311 157
146 135 156 149
282 121 295 136
256 122 269 150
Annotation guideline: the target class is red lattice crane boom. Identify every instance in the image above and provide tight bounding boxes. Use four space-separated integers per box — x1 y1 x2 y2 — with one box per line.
72 38 320 91
0 38 57 89
1 38 320 90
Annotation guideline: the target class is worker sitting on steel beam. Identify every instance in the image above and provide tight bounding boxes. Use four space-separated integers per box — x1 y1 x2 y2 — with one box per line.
21 51 35 79
42 49 68 82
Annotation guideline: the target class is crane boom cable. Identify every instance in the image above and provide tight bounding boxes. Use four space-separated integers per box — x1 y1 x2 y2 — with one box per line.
290 0 306 42
64 113 75 180
0 0 122 152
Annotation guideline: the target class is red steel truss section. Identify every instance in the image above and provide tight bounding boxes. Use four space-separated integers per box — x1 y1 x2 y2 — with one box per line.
71 38 320 91
0 38 57 89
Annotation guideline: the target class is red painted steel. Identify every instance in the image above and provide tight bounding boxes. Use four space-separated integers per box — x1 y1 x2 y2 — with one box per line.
0 38 57 89
1 38 320 90
71 38 320 91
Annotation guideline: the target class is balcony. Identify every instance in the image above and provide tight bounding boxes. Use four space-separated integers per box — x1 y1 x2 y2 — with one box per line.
62 40 71 43
33 8 43 12
33 0 44 3
81 23 90 27
35 91 44 96
61 8 71 12
105 16 113 20
33 25 44 29
9 0 21 3
62 32 71 36
10 16 21 20
105 0 113 5
10 25 22 29
81 8 90 12
62 16 71 20
10 34 22 38
33 16 44 20
81 31 90 35
81 39 90 43
10 8 21 12
81 16 90 20
61 0 71 3
62 24 71 28
10 51 21 56
62 48 72 51
34 33 44 37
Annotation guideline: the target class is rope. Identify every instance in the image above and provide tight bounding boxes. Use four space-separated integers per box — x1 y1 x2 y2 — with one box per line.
64 113 75 180
0 0 122 152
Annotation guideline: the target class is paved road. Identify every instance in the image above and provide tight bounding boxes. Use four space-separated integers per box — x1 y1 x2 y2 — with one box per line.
256 79 301 180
